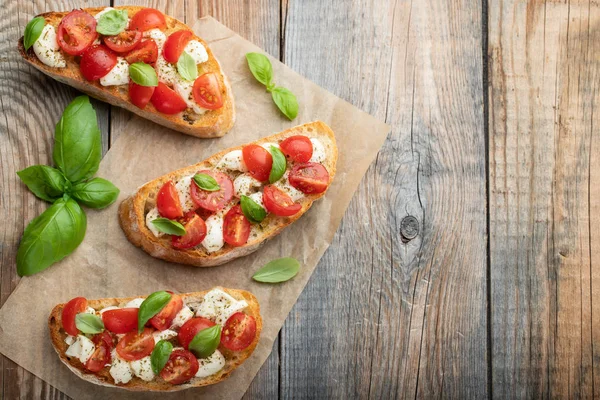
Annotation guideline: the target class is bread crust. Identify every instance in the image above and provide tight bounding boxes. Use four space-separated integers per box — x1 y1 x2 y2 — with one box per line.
119 121 338 267
48 287 262 391
18 6 235 138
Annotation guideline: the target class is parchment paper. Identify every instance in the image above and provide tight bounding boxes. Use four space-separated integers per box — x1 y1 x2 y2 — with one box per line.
0 17 390 399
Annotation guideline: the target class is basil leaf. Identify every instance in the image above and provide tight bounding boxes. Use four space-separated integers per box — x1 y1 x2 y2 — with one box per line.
252 257 300 283
96 9 128 35
193 173 220 192
268 146 286 183
246 52 273 87
71 178 120 209
129 62 158 87
17 197 86 276
75 313 104 334
151 218 186 236
177 52 198 81
138 291 172 332
151 340 173 374
53 96 101 183
188 325 221 358
271 87 298 121
23 17 45 51
17 165 67 202
240 195 267 224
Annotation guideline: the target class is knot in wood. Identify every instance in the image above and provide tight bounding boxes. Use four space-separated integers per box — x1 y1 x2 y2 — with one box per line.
400 216 419 242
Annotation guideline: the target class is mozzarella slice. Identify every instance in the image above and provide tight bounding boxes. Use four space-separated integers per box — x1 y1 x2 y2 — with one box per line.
174 78 207 115
184 40 209 64
100 57 129 86
155 55 178 85
309 138 326 163
273 171 304 201
65 335 95 364
85 307 96 315
195 350 226 378
234 173 262 198
145 29 167 54
110 350 133 384
64 335 76 346
145 207 165 238
130 356 155 381
153 329 178 343
124 298 145 308
99 306 119 315
248 192 265 209
170 306 194 329
175 175 197 213
195 289 248 325
215 150 248 172
33 25 66 68
201 214 225 253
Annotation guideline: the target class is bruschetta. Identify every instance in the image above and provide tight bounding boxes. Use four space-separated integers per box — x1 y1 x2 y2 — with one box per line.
119 121 337 267
19 6 234 138
49 287 261 391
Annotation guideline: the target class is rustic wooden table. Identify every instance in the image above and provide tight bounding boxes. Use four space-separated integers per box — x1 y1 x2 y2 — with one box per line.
1 0 599 398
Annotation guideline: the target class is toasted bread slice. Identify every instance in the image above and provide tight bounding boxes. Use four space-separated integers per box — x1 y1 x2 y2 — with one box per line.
49 287 262 391
18 6 235 138
119 121 337 267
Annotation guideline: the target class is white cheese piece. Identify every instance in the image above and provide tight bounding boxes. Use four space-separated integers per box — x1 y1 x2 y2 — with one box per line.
153 329 178 343
100 57 129 86
145 29 166 54
215 150 248 172
124 298 145 308
130 356 155 381
201 214 225 253
195 288 248 325
99 306 119 315
248 192 265 209
175 175 196 213
145 207 165 238
155 55 178 85
309 138 326 163
261 142 280 151
64 335 76 346
234 173 262 198
65 335 95 364
170 306 194 329
195 349 226 378
110 349 134 384
33 25 66 68
174 78 207 115
183 40 209 64
273 171 304 201
85 307 96 315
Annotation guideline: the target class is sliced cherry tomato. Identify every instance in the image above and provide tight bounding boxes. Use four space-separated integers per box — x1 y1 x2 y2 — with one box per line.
129 81 155 109
221 312 257 351
103 30 142 53
263 185 302 216
129 8 166 32
289 163 330 194
280 135 313 163
178 317 216 349
57 10 98 56
223 205 251 247
80 45 117 81
160 349 199 384
190 170 234 212
92 331 115 350
192 73 224 110
149 293 183 330
163 30 192 64
116 327 155 361
102 308 139 334
85 341 111 372
151 82 188 114
156 181 183 219
172 214 207 250
62 297 87 336
242 144 273 182
124 39 158 64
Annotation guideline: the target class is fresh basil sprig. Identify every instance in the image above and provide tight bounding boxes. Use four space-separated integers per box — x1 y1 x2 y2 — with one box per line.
23 16 45 51
151 340 173 374
71 178 119 209
245 52 299 120
96 9 128 35
188 325 221 358
252 257 300 283
129 62 159 87
240 195 267 224
268 146 286 183
75 313 105 334
138 291 172 332
177 52 198 81
193 173 220 192
151 218 186 236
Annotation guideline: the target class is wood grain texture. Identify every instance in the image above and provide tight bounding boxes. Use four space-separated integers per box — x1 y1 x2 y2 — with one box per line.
488 0 600 398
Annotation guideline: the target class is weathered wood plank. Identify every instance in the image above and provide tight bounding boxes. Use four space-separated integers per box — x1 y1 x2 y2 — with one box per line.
281 0 488 398
489 0 600 398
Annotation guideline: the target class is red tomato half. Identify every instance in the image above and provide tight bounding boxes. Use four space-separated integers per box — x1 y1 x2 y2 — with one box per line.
102 308 139 334
221 312 256 351
242 144 273 182
263 185 302 216
192 73 223 110
124 39 158 64
178 317 216 349
80 45 117 81
92 331 115 350
129 81 155 109
163 30 192 63
280 135 313 163
103 30 142 53
223 205 250 247
62 297 87 336
151 82 188 114
160 349 199 384
190 170 234 212
57 10 97 56
156 181 183 219
172 214 207 250
116 328 155 361
129 8 166 31
289 163 330 194
85 342 111 372
149 293 183 330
